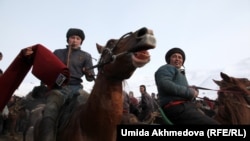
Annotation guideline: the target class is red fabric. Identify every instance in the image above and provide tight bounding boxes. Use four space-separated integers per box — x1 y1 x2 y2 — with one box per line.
31 44 70 88
0 44 69 110
130 97 139 106
164 100 187 109
204 100 214 109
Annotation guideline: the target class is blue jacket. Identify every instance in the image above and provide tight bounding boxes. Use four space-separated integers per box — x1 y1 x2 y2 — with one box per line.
154 64 195 107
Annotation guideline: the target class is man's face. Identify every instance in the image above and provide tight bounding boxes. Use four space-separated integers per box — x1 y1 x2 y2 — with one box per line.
169 53 183 69
140 86 145 93
68 35 82 49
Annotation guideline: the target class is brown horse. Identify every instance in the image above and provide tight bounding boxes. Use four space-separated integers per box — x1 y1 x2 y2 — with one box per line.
34 27 156 141
213 72 250 124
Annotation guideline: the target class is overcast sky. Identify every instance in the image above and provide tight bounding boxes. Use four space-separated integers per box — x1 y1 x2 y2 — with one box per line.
0 0 250 97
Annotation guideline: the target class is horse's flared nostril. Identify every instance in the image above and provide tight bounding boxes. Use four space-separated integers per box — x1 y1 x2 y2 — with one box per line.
137 27 148 37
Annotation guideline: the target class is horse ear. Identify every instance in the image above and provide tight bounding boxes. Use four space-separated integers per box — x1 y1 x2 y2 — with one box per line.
220 72 231 83
96 43 104 54
213 79 222 86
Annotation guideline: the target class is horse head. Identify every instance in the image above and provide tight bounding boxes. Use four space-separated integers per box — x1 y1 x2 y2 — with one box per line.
95 27 156 79
213 72 250 124
213 72 250 94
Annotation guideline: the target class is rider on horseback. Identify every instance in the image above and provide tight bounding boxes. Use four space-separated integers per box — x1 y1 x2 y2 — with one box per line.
154 47 219 125
37 28 95 141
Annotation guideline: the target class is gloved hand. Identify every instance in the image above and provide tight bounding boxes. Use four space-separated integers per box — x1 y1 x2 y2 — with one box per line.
189 85 199 98
83 67 95 81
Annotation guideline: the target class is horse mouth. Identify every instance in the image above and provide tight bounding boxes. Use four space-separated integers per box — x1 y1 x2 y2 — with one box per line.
131 37 155 67
131 34 156 67
132 50 150 67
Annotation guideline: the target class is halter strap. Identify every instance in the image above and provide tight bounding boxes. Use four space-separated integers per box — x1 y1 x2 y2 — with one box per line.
87 32 133 71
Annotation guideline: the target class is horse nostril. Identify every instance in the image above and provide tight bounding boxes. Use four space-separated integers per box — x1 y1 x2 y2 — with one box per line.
137 27 148 37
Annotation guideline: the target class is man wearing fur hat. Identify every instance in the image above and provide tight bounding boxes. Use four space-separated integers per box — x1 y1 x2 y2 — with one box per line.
154 47 219 125
39 28 95 141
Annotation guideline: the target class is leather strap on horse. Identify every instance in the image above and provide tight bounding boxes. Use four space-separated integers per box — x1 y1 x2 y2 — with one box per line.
152 100 173 125
193 86 218 91
86 32 133 71
0 44 70 110
158 107 174 125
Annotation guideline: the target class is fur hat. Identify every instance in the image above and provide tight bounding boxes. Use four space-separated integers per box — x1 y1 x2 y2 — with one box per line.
66 28 85 43
165 47 185 64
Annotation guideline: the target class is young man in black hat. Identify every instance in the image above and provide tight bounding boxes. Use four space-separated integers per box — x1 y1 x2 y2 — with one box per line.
138 84 154 122
154 47 219 125
39 28 95 141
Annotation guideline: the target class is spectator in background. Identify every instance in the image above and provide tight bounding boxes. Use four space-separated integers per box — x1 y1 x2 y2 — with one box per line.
122 91 130 114
121 91 139 124
128 91 139 117
138 85 154 122
151 92 158 111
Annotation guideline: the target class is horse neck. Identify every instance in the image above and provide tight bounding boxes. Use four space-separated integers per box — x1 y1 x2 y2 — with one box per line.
216 91 250 124
94 71 123 90
80 74 124 141
86 74 124 114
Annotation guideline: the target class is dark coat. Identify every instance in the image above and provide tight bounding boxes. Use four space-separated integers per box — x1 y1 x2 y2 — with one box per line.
154 64 195 107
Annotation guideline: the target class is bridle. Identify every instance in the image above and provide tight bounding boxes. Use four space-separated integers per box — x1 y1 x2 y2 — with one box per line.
87 32 133 71
194 85 250 94
195 85 250 107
